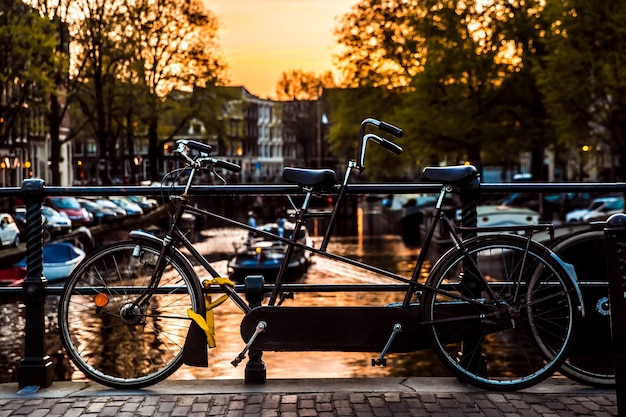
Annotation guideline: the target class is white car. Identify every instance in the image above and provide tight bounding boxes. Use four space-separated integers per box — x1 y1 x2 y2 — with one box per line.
108 196 144 217
566 197 624 223
0 213 21 248
41 205 73 240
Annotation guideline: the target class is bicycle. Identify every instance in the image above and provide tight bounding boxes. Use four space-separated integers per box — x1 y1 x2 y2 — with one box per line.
549 225 614 387
58 118 584 391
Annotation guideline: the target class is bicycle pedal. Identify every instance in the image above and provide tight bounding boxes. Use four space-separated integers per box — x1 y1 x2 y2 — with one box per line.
231 320 267 368
371 358 387 367
372 323 401 368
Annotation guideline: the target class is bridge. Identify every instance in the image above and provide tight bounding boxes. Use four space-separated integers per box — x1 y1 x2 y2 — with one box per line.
2 178 626 413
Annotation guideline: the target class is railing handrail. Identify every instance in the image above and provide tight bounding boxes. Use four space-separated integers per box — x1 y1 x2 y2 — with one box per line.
1 181 626 199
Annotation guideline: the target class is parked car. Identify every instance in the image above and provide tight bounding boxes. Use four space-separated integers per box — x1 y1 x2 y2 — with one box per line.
41 205 72 240
0 213 21 248
13 206 27 234
92 198 127 217
45 196 93 226
108 196 144 217
565 196 624 223
78 198 121 224
126 195 158 213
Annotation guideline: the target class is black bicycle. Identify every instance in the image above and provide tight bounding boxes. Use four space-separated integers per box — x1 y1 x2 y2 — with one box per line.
58 118 583 391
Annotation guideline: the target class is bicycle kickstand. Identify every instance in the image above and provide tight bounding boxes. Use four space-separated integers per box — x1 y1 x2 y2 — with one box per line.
231 321 267 367
372 323 402 366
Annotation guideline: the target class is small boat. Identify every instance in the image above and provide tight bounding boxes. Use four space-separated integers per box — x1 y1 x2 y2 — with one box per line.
228 219 312 282
16 241 86 282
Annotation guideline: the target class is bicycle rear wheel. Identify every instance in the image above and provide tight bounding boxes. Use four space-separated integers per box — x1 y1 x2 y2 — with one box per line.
551 230 614 387
58 240 204 389
422 234 580 391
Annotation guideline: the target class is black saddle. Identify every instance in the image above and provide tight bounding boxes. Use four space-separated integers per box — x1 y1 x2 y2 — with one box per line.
422 165 479 187
283 167 337 191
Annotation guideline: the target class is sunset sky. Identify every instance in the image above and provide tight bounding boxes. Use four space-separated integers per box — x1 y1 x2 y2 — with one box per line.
206 0 358 99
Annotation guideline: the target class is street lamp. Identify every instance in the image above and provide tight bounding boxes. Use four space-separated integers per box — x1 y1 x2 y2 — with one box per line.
133 155 144 182
579 144 591 181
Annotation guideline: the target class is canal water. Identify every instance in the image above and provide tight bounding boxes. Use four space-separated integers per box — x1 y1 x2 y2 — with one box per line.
0 223 452 384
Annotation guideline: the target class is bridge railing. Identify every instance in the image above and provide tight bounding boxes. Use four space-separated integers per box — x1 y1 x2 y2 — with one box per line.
3 178 626 390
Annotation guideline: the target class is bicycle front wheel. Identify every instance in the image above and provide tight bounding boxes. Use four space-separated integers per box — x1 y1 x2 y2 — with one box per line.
58 240 204 389
422 234 580 391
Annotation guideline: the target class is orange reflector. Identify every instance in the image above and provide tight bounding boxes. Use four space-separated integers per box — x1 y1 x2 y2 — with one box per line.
94 293 109 308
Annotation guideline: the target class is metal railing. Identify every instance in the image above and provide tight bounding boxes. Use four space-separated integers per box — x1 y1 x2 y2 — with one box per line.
4 178 626 391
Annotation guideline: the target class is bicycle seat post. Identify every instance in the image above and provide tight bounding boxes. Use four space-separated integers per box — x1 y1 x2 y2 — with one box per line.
320 160 355 251
267 188 313 306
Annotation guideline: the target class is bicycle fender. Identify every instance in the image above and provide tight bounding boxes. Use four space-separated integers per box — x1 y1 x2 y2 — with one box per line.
550 254 586 318
128 230 210 367
128 230 196 273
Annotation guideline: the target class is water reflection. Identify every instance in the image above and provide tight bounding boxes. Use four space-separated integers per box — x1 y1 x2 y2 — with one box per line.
174 230 450 380
0 229 450 383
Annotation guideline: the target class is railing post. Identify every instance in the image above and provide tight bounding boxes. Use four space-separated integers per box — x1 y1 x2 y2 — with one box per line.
17 179 53 389
604 213 626 415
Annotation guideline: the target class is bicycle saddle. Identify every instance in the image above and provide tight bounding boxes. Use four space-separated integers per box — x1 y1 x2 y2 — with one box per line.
422 165 479 186
283 167 337 191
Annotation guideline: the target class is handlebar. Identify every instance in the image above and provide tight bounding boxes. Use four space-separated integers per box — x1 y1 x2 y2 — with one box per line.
356 118 404 171
173 139 241 173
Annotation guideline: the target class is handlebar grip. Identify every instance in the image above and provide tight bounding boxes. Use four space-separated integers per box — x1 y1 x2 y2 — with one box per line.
380 138 403 155
379 121 403 138
215 159 241 173
181 140 213 155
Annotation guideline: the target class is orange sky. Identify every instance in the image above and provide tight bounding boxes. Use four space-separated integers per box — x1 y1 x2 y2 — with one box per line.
206 0 358 99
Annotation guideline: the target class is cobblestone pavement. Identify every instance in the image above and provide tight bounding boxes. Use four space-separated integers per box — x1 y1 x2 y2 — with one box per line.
0 377 618 416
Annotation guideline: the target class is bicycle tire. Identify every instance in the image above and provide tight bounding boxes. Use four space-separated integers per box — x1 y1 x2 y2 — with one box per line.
421 234 580 391
551 230 614 387
58 239 205 389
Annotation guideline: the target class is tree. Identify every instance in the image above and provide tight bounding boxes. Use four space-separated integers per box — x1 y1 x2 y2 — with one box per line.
129 0 226 182
0 0 56 146
275 70 335 101
323 87 405 180
333 0 554 179
30 0 77 185
68 0 137 184
397 0 552 177
538 0 626 181
333 0 425 89
63 0 225 184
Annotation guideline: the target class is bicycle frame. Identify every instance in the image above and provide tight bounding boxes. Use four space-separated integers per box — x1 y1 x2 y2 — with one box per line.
143 160 558 316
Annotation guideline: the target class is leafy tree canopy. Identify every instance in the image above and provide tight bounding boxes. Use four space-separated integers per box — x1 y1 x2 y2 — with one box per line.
0 0 57 144
276 69 335 101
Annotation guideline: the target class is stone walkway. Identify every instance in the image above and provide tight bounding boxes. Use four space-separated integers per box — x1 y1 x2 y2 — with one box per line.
0 377 618 416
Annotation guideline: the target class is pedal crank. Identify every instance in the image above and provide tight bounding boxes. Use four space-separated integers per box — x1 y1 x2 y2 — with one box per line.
372 323 402 366
231 321 267 367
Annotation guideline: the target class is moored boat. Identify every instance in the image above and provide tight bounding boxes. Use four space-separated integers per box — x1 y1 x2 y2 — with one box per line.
16 241 86 282
228 219 312 282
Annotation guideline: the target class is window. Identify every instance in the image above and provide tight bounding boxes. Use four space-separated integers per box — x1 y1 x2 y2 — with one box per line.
86 140 97 156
